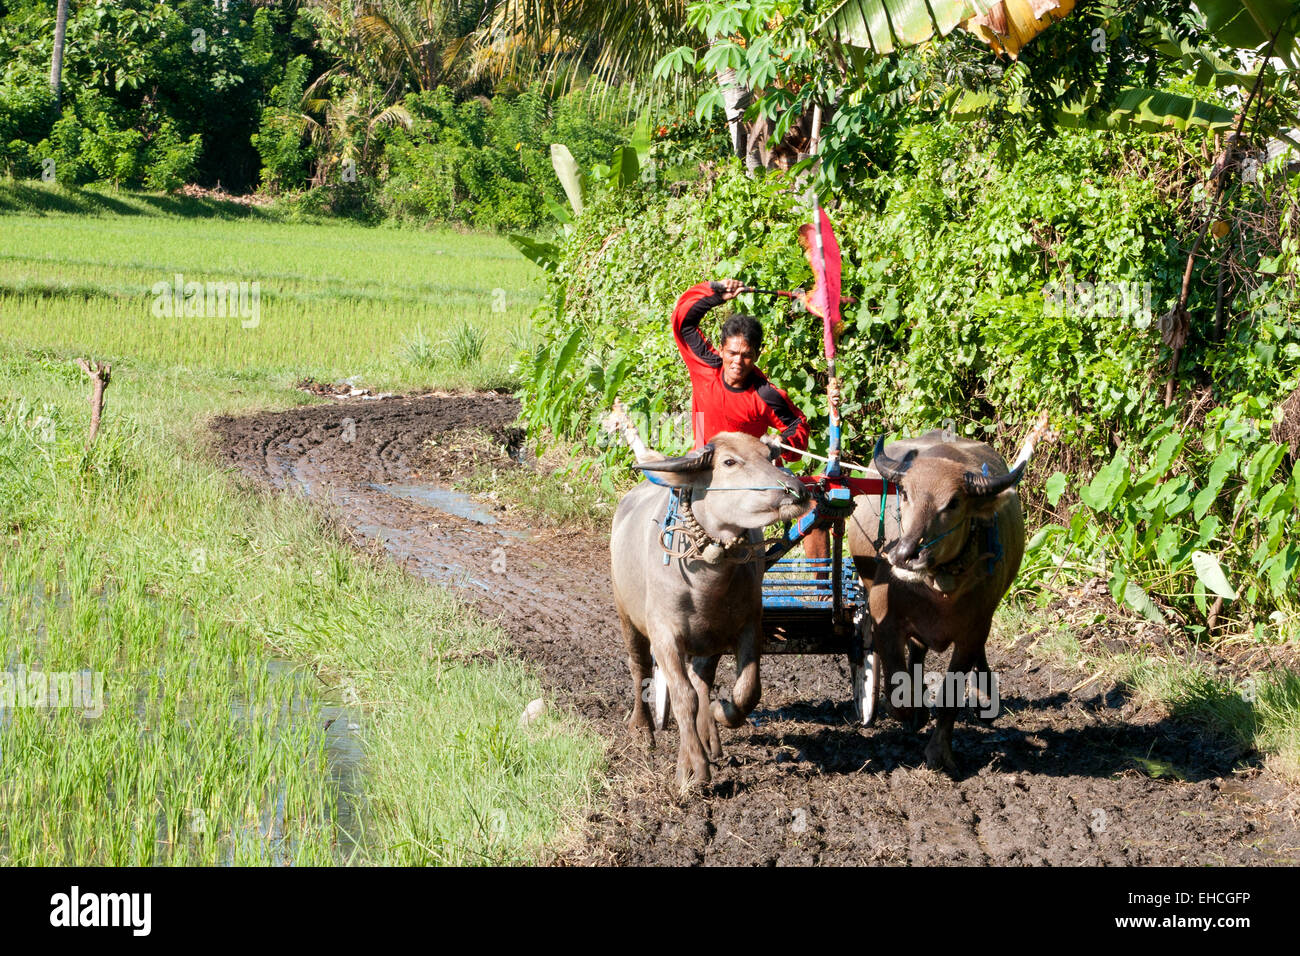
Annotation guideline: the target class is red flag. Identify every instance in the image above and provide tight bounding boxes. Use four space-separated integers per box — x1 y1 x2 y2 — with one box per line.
797 208 843 354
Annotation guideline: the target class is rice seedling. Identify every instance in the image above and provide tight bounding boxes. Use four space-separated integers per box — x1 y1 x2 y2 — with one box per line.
399 324 441 370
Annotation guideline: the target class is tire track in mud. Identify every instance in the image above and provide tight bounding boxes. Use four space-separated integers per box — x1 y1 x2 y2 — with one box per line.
212 393 1300 866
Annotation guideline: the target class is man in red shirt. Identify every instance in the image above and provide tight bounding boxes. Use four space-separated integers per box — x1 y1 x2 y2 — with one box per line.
671 278 829 560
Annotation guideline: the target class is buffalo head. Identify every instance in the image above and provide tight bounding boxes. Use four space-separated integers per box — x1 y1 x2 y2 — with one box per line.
870 434 1025 579
633 432 810 531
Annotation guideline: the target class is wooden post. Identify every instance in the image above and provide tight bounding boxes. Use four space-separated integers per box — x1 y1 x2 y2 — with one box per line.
76 358 111 448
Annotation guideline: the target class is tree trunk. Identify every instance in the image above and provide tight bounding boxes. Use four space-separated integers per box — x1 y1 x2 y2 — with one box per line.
713 51 752 168
50 0 70 106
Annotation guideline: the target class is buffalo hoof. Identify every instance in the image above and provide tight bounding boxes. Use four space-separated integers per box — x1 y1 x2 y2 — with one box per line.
628 712 655 749
704 728 723 762
712 698 749 729
676 758 711 793
904 707 929 733
697 709 723 761
924 740 959 777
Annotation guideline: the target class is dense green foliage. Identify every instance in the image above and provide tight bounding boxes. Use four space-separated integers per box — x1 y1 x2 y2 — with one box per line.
375 86 628 229
519 111 1300 639
510 0 1300 645
0 1 637 225
1 0 319 191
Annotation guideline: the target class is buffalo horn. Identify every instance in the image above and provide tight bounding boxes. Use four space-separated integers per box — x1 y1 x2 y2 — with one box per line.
964 459 1027 496
872 436 917 482
633 443 715 473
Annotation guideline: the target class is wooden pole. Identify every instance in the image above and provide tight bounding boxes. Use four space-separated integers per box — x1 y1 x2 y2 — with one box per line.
76 358 111 448
806 104 842 475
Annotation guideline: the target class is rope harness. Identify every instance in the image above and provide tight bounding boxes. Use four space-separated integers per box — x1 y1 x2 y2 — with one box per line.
657 487 771 566
872 465 1003 587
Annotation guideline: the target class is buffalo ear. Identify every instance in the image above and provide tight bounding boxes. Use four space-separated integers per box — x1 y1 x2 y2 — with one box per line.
966 487 1018 518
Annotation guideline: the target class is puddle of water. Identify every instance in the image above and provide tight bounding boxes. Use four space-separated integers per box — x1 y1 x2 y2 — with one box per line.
368 482 499 524
1217 778 1260 804
269 454 319 497
262 659 364 860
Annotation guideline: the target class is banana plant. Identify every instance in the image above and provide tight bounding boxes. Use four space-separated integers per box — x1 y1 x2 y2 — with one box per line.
1196 0 1300 69
948 84 1240 133
509 111 655 270
820 0 1076 59
549 108 653 221
823 1 1300 144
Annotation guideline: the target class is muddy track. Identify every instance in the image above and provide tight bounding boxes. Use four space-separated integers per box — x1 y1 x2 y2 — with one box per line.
212 394 1300 866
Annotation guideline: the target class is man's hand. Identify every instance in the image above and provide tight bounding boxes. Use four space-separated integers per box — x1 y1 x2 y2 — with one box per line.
827 377 842 410
713 278 746 301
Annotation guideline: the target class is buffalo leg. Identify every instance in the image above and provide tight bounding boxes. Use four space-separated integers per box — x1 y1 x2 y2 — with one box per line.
873 633 911 724
651 631 709 790
689 655 723 761
714 621 761 728
968 641 998 724
925 643 979 776
871 584 916 728
620 608 654 747
904 637 930 732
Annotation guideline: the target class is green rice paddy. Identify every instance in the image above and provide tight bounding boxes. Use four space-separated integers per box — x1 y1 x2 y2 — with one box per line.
0 183 600 865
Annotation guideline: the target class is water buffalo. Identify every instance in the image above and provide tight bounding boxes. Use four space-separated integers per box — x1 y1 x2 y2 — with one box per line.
611 431 810 790
847 430 1027 775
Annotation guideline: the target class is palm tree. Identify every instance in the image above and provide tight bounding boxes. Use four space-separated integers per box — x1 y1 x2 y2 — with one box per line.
50 0 71 105
484 1 759 160
300 80 414 185
352 0 486 92
306 0 494 96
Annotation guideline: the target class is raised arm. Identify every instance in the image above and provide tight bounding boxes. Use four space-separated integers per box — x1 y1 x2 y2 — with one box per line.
671 280 744 374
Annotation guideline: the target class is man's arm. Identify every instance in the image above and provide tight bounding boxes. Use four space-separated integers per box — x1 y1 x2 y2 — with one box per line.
671 280 744 373
755 378 810 463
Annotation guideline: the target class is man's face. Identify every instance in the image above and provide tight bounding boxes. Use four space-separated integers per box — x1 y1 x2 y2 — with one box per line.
721 334 757 388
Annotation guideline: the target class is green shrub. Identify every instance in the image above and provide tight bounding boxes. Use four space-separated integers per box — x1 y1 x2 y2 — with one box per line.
143 117 201 192
0 62 57 178
25 92 200 192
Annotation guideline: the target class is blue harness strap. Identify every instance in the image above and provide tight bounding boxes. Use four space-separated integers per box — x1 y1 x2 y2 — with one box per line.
657 488 684 565
985 518 1002 574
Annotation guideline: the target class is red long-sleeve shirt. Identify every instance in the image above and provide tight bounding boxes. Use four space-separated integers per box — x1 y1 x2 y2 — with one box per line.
671 282 810 463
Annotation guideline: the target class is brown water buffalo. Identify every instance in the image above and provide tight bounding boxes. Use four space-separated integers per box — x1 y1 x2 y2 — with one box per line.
847 430 1027 775
611 432 810 791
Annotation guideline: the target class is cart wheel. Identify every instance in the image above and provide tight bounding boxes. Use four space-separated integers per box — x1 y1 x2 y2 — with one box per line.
852 653 879 726
852 609 879 726
651 661 671 731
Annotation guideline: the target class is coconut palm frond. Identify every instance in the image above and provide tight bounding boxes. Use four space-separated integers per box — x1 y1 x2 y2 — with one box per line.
355 12 414 62
483 0 696 90
372 103 415 129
